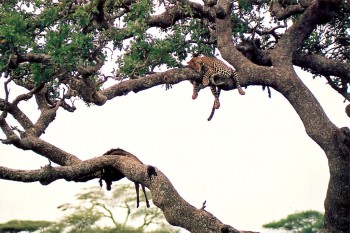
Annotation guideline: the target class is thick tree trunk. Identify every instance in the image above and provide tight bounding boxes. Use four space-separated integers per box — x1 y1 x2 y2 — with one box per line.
216 4 350 230
323 129 350 232
272 70 350 233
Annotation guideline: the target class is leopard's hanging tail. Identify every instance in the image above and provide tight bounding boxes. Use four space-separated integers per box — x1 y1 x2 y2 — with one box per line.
207 88 221 121
187 56 246 121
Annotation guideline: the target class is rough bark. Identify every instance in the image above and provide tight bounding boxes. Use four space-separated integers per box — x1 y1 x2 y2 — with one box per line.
1 0 350 232
215 0 349 232
0 151 253 233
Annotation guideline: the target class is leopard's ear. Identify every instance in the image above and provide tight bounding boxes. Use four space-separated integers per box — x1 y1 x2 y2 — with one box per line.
187 57 197 67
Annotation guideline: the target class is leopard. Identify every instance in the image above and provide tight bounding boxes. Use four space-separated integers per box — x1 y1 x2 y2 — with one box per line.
187 56 245 121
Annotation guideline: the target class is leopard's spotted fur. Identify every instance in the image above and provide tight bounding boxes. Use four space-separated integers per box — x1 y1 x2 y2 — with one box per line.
187 56 245 121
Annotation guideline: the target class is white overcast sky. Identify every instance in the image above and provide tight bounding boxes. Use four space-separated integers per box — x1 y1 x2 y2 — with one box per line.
0 66 348 232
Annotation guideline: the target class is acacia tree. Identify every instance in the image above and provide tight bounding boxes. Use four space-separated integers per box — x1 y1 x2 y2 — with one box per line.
0 0 349 232
263 210 324 232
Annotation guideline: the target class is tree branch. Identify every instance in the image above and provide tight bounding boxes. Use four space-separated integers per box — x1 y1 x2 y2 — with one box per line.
9 136 81 166
0 117 20 144
148 0 216 28
271 0 341 66
214 1 338 150
101 68 201 100
7 105 34 131
17 53 51 64
215 0 253 70
0 153 257 233
270 1 306 20
293 52 350 81
31 100 61 137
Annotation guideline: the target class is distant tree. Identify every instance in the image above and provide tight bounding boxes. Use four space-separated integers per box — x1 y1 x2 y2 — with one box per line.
263 210 324 233
1 0 350 232
0 184 179 233
43 184 179 233
42 184 180 233
0 220 51 233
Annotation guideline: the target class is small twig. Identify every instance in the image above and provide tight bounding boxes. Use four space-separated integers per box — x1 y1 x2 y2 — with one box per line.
12 82 45 106
1 77 13 118
95 202 118 227
201 200 207 210
10 126 24 135
324 75 350 102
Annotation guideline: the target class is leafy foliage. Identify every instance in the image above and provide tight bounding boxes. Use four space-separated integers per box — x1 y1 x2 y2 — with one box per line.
302 1 350 61
0 184 179 233
0 0 349 103
263 210 324 233
41 184 180 233
0 220 51 233
0 1 350 231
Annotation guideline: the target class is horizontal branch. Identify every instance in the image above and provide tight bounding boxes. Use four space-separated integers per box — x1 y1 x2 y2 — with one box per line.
0 156 110 184
236 42 350 86
17 53 51 64
293 52 350 81
270 1 306 20
12 136 82 166
101 68 201 100
148 0 215 28
0 153 254 233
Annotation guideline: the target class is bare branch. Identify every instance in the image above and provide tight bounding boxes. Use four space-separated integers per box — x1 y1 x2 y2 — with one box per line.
7 105 34 131
0 117 20 144
0 154 251 233
32 102 61 137
324 75 350 101
101 68 202 100
293 52 350 81
12 84 45 106
11 136 81 166
215 1 254 70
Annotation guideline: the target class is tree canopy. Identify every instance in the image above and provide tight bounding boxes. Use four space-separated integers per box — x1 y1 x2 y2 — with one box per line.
263 210 324 233
1 0 350 232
